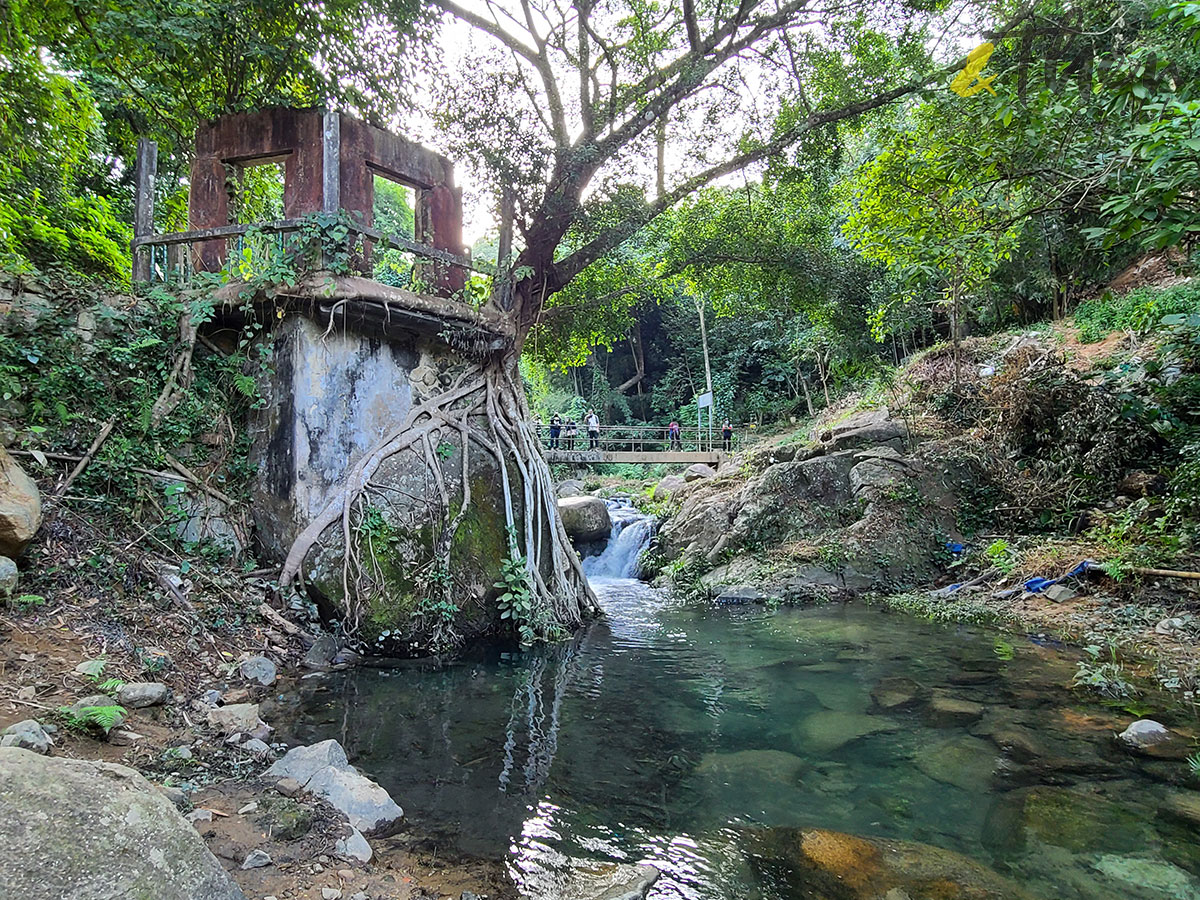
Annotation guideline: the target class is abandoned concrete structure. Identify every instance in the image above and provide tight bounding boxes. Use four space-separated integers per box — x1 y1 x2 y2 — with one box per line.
186 107 468 295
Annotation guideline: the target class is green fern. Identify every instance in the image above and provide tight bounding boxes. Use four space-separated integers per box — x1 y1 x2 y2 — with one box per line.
59 703 126 733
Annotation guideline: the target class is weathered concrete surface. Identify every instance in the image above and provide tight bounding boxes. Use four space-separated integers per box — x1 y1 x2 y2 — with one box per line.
252 315 418 561
250 315 516 647
190 108 465 292
0 747 246 900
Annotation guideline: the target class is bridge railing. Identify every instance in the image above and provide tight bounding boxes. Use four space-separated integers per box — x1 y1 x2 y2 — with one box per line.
538 424 741 453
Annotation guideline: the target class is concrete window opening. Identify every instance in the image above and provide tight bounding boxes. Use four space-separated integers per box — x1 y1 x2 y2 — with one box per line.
371 172 418 288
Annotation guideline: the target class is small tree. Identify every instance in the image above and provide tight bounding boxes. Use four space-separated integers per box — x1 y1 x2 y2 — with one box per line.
842 132 1020 384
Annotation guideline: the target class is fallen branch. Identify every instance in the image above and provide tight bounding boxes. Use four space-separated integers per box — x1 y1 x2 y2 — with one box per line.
55 417 116 500
1132 567 1200 580
162 451 238 508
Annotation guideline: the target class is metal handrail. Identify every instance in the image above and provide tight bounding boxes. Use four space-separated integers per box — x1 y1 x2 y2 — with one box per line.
131 219 492 277
539 423 739 453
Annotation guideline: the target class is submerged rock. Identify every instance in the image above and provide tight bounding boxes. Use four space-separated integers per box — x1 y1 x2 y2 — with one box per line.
558 496 613 542
982 786 1149 854
870 676 925 712
0 747 246 899
265 739 403 836
914 735 998 791
740 826 1034 899
793 710 899 754
924 694 985 728
517 859 660 900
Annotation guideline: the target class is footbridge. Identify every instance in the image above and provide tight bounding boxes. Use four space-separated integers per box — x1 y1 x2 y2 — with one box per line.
540 425 732 465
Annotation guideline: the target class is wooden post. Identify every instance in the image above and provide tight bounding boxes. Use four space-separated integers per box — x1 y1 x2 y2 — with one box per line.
494 187 514 311
133 138 157 282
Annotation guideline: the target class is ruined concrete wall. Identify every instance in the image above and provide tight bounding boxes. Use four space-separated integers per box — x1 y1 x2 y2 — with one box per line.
250 315 514 650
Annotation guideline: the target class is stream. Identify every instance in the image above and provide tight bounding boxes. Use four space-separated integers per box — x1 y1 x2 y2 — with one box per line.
277 500 1200 899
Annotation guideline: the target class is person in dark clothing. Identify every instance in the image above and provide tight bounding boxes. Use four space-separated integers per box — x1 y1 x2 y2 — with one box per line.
549 413 562 449
668 420 681 450
564 420 577 449
721 420 734 451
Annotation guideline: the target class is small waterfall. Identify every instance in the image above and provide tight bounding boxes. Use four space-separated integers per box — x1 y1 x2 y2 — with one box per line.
581 498 656 579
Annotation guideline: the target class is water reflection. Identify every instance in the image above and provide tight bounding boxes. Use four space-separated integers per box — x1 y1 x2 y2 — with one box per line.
276 579 1200 900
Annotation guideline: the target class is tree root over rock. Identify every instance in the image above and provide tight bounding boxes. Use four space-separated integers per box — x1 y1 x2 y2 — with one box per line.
278 356 598 647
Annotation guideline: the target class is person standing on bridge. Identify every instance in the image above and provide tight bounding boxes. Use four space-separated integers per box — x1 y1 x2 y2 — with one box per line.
668 420 681 450
585 409 601 450
548 413 562 449
722 420 734 451
564 419 577 450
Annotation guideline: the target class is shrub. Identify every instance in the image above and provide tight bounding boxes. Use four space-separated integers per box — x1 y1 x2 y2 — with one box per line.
1075 281 1200 343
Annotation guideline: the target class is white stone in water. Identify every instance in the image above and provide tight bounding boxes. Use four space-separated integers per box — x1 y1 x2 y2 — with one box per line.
1118 719 1172 749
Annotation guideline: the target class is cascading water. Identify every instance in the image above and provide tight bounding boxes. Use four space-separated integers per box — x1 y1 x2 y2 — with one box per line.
580 498 656 579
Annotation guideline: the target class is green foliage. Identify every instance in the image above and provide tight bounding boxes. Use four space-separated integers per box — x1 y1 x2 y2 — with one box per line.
493 552 537 646
11 593 45 611
1073 644 1139 699
984 539 1018 575
1075 282 1200 342
57 702 127 733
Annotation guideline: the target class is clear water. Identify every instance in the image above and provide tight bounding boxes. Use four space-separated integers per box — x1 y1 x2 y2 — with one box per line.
276 579 1200 899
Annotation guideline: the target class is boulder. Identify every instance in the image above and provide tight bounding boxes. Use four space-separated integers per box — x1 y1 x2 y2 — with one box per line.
820 408 908 453
0 555 17 598
730 451 858 547
658 495 737 561
652 474 686 501
239 655 277 687
208 703 269 738
740 827 1034 899
265 740 403 836
0 719 52 754
304 634 339 669
335 826 373 863
556 479 585 498
116 682 169 709
0 747 246 899
0 447 40 558
684 463 716 482
715 584 763 605
1118 718 1171 749
557 496 612 542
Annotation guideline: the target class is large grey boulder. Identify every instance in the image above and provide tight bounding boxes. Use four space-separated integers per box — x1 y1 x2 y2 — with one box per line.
557 496 612 542
0 447 40 558
0 555 17 598
0 720 52 754
116 682 168 709
819 408 908 453
265 739 403 836
0 747 246 899
556 479 585 498
684 463 716 482
652 474 686 501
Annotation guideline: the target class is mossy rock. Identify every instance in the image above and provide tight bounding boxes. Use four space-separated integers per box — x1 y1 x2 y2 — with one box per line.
256 794 313 842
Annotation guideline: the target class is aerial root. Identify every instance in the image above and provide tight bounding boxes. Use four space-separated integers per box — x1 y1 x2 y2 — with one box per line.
278 357 596 643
